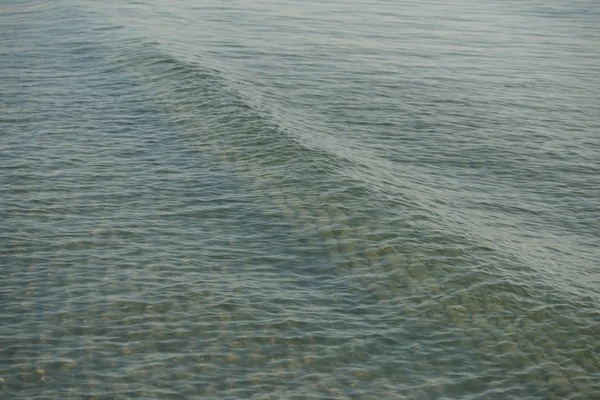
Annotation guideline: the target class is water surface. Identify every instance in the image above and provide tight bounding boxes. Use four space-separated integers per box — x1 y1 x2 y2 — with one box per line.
1 0 599 398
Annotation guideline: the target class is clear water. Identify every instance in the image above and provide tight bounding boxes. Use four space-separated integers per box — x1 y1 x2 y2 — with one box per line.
1 0 599 398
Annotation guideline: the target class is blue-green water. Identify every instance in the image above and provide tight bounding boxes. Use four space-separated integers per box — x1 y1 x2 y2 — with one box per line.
1 0 599 398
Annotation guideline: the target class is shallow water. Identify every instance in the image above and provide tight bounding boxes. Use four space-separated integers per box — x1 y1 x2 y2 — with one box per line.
1 0 599 398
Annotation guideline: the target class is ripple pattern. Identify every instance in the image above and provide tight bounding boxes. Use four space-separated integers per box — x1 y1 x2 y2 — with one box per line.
1 0 599 399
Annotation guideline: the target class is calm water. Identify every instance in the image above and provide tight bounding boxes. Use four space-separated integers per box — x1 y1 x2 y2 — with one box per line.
1 0 599 398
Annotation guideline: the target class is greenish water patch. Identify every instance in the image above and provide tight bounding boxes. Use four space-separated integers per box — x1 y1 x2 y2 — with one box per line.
1 0 599 398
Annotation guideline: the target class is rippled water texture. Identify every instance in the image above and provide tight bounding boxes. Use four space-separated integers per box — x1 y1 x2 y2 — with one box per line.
1 0 599 398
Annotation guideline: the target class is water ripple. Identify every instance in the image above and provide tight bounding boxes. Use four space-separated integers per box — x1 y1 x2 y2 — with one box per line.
2 0 599 399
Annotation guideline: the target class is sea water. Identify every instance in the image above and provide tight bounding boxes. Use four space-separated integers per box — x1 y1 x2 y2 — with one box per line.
1 0 599 398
